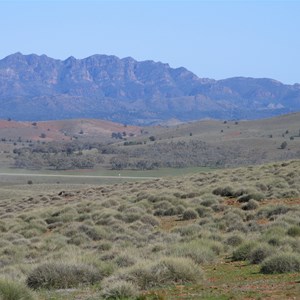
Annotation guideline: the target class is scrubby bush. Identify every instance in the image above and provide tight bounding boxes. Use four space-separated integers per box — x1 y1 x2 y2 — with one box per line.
260 253 300 274
26 263 102 289
0 280 35 300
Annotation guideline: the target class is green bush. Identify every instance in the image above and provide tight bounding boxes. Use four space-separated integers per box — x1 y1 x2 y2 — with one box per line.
0 280 35 300
260 253 300 274
26 263 102 289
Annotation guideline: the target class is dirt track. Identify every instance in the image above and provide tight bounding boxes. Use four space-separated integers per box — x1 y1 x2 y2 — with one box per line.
0 172 158 180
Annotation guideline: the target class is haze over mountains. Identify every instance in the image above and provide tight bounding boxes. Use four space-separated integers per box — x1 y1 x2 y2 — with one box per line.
1 52 300 125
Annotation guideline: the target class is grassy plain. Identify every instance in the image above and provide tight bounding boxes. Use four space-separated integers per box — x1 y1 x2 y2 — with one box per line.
0 160 300 299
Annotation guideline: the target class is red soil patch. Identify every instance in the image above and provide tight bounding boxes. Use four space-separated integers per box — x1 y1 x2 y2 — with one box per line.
224 131 241 139
159 215 197 231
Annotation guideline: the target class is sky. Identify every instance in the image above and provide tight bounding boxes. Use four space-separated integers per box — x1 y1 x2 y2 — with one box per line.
0 0 299 84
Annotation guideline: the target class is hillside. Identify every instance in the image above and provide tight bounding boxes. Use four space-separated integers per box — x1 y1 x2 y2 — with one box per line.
3 112 299 171
1 53 300 124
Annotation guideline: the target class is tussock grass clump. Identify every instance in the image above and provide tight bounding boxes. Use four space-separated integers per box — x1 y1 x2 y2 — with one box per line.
225 234 243 247
0 279 35 300
168 240 218 264
114 252 137 268
242 199 259 210
249 244 273 264
232 242 256 261
182 209 198 220
78 224 107 241
212 186 235 197
140 214 160 227
172 224 201 237
101 279 139 300
26 262 102 289
287 226 300 237
195 206 212 218
260 253 300 274
115 257 203 289
237 192 264 203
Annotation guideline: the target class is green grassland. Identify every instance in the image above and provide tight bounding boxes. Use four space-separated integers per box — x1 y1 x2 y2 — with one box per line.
0 159 300 299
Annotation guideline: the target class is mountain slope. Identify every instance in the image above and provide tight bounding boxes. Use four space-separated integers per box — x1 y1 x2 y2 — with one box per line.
0 53 300 124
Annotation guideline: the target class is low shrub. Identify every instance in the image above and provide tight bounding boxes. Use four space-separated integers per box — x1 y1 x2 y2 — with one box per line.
260 253 300 274
26 262 102 289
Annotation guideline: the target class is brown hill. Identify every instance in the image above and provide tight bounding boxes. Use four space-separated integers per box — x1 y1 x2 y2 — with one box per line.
0 119 140 142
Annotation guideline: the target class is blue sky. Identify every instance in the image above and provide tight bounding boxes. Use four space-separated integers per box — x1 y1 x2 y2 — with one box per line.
0 0 299 84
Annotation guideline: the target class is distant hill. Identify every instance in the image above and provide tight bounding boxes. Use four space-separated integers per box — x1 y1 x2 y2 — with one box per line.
1 53 300 124
0 119 140 142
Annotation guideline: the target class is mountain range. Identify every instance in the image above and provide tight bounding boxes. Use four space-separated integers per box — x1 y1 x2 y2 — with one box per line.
0 52 300 124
